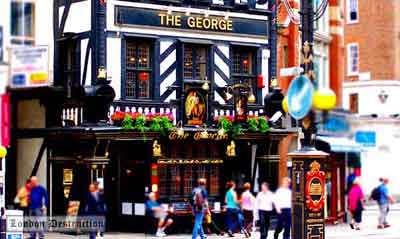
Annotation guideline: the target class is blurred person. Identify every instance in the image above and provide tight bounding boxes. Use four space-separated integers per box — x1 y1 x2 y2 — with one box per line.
348 177 365 230
255 182 274 239
85 184 107 239
375 178 396 229
145 192 173 237
225 181 248 238
191 178 208 239
240 182 255 236
15 179 31 216
29 176 48 239
274 177 291 239
346 168 356 194
203 208 225 236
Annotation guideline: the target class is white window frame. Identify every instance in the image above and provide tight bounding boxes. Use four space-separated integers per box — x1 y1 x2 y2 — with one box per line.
346 0 359 24
347 43 359 76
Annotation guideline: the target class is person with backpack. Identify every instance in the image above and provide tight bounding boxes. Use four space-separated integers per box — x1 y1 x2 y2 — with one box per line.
191 178 208 239
372 178 396 229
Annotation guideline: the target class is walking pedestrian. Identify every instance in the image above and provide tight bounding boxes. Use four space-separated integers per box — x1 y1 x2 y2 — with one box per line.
191 178 208 239
274 177 291 239
374 178 395 229
348 177 365 230
225 181 248 238
28 176 48 239
15 179 31 216
85 184 107 239
255 182 274 239
145 192 173 237
240 182 255 236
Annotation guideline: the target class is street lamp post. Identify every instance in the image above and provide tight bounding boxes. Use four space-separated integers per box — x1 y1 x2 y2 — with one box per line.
288 1 333 239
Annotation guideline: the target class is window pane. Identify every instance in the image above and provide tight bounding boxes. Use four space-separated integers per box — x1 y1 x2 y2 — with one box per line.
127 42 137 69
126 71 136 98
233 52 241 74
243 52 253 74
171 165 181 196
11 2 34 37
183 165 193 196
195 47 207 80
138 71 150 99
184 47 193 79
137 44 150 68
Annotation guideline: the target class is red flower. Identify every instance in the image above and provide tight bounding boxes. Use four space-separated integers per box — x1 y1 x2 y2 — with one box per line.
111 111 126 121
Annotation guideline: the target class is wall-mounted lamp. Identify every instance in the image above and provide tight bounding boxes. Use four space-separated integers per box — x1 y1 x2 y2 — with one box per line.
176 120 185 137
202 77 210 91
379 90 388 104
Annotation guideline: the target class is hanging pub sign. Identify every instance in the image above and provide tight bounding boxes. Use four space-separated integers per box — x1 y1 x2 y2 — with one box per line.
185 90 206 126
234 84 248 123
115 6 269 36
305 160 325 212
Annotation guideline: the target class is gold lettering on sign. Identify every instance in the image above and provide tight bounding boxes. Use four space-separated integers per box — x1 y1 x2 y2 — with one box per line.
211 19 218 30
159 14 181 27
309 182 322 196
160 13 233 31
187 16 196 28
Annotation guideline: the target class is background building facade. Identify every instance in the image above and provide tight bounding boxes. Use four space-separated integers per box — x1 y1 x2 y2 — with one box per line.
343 0 400 195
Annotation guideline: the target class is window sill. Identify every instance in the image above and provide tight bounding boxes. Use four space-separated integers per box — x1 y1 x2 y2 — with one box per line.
346 20 359 25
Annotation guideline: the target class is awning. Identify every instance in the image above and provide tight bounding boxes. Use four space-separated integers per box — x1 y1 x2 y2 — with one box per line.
317 136 362 153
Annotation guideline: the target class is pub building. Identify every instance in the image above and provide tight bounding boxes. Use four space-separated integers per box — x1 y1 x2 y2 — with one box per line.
7 0 298 233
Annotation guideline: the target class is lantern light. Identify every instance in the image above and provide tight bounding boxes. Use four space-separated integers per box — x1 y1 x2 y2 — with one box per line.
0 146 7 158
243 59 249 65
312 88 337 111
248 89 256 104
138 72 149 81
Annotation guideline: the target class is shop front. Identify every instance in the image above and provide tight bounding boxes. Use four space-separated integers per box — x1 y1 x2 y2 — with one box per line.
16 126 291 232
316 110 362 224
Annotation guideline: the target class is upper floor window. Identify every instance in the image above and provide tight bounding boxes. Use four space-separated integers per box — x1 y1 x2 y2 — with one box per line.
346 0 358 23
11 1 35 45
349 93 358 113
347 43 359 76
125 41 152 99
183 45 209 81
232 47 257 103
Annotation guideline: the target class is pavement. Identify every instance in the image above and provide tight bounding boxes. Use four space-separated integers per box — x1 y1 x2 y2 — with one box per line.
18 204 400 239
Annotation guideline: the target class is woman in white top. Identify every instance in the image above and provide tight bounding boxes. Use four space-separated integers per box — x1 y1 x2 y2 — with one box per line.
255 182 274 239
240 182 255 235
274 177 292 239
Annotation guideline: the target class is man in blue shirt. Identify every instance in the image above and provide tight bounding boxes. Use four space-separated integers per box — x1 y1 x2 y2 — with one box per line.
29 176 48 239
191 178 208 239
377 178 395 229
145 192 173 237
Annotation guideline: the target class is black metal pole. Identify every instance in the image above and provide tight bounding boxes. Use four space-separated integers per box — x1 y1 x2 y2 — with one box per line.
300 0 317 148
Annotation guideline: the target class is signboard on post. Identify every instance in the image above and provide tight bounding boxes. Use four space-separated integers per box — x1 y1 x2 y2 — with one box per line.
10 46 49 88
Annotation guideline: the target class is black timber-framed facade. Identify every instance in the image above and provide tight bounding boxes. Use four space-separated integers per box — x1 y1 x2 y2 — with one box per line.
6 0 294 233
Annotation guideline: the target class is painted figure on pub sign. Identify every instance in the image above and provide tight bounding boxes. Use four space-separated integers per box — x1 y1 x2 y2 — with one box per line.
185 90 206 125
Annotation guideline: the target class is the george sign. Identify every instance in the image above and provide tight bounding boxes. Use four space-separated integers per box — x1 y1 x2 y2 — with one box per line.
10 46 49 88
116 6 269 36
168 131 228 141
1 94 10 147
355 131 376 147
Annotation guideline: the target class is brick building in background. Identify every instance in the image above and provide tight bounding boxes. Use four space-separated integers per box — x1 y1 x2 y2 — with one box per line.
343 0 400 196
276 0 359 224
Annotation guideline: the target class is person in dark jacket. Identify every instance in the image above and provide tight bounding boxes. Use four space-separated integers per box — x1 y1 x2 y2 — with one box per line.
85 184 106 239
29 176 48 239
